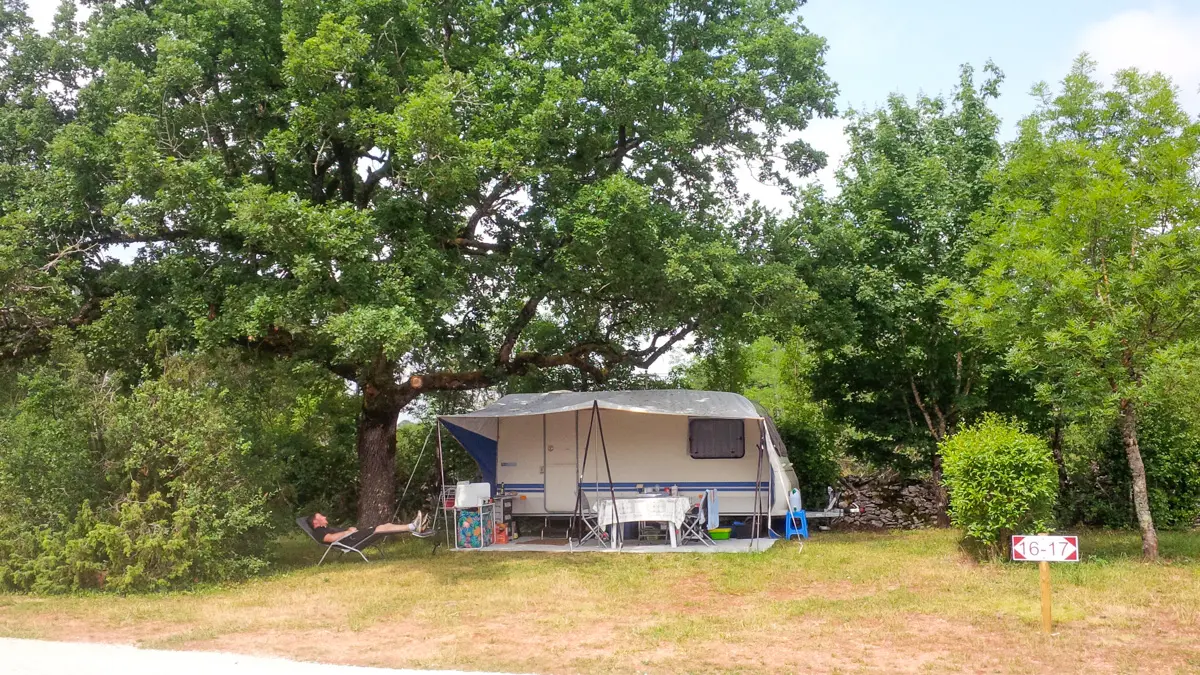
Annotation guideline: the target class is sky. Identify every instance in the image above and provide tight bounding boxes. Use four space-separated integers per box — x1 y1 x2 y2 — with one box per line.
739 0 1200 211
24 0 1200 375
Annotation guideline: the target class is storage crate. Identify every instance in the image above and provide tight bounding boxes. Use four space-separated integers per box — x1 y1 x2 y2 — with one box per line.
456 506 494 549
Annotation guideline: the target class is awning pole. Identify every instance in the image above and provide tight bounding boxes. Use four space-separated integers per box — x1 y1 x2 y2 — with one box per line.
391 423 434 523
436 420 450 548
751 429 765 552
594 400 621 549
573 407 597 544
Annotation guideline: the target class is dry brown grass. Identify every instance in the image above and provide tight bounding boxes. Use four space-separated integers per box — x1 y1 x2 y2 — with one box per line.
2 529 1199 674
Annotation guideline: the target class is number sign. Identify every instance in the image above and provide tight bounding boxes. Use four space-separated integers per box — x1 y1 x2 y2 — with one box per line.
1011 535 1079 562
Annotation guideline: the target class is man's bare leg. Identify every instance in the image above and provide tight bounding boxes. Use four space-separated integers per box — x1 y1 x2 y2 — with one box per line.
375 510 429 535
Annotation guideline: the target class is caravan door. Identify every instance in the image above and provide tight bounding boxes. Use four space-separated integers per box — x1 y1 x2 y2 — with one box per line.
543 412 578 512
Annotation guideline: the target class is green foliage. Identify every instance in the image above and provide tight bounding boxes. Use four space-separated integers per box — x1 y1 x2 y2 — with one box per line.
955 58 1200 417
785 63 1016 470
954 57 1200 555
941 415 1058 550
0 0 836 386
0 341 358 593
1058 349 1200 529
680 335 839 504
0 0 838 522
1139 353 1200 527
0 341 108 526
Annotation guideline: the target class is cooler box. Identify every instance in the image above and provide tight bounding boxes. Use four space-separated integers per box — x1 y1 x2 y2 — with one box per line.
454 482 492 508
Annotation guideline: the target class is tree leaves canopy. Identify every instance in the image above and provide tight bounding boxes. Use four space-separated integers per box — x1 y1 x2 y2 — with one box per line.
1 0 836 404
955 57 1200 414
785 63 1006 469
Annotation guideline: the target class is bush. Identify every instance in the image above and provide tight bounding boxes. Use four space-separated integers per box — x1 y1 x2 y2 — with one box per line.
0 348 109 526
941 415 1058 554
0 349 293 593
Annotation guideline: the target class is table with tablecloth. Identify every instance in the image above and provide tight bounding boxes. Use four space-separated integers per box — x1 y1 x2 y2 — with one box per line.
594 496 691 548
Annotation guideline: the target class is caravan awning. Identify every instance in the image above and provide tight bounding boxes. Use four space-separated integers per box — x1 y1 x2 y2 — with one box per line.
437 390 763 491
440 389 762 422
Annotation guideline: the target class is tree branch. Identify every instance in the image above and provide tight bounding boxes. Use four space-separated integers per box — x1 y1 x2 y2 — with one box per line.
461 174 513 240
357 156 392 208
497 292 546 364
40 230 191 271
909 376 941 442
630 322 696 368
603 128 644 172
445 238 513 256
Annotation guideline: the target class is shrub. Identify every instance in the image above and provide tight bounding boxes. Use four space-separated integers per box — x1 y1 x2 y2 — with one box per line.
0 352 281 593
0 350 109 526
941 415 1058 553
102 367 280 587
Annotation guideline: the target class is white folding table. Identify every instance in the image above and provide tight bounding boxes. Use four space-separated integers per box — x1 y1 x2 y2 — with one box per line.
594 495 691 548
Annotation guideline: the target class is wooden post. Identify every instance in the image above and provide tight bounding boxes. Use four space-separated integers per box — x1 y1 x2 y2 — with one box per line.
1038 529 1052 635
1039 560 1052 634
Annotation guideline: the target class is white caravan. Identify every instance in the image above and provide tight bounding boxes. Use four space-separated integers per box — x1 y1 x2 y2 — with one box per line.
437 390 800 517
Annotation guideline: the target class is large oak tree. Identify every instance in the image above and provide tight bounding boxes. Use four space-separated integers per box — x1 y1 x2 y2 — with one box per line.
0 0 834 523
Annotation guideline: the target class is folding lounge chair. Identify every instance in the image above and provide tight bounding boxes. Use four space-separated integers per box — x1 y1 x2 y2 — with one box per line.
680 491 715 547
297 516 388 566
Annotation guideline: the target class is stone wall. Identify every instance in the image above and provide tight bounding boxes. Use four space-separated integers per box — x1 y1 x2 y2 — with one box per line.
831 473 942 530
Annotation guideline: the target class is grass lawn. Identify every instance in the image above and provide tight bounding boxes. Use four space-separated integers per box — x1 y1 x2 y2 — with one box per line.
2 529 1199 674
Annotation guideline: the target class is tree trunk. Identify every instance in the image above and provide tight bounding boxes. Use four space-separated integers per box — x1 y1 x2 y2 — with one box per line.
1049 412 1069 495
930 452 951 527
356 400 400 527
1119 399 1158 561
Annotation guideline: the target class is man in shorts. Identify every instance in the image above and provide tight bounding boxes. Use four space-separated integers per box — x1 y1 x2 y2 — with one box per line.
307 510 433 549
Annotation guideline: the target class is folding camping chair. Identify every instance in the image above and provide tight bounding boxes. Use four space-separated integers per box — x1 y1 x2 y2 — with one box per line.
680 491 715 547
297 516 388 566
576 492 610 548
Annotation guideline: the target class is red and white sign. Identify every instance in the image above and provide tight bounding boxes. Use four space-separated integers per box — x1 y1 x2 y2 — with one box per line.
1012 535 1079 562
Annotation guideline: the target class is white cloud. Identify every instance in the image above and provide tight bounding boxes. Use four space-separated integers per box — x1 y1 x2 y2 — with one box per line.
1075 5 1200 116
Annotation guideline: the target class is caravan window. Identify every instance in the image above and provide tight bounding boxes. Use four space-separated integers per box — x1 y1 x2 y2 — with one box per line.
688 418 745 459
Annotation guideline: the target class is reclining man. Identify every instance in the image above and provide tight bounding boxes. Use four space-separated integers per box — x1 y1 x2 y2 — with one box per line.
308 510 433 549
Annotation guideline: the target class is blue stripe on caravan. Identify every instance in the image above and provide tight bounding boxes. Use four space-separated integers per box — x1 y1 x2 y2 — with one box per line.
505 481 763 485
503 481 773 494
577 482 764 487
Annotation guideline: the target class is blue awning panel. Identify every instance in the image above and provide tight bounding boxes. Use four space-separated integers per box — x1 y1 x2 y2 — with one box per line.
440 419 498 494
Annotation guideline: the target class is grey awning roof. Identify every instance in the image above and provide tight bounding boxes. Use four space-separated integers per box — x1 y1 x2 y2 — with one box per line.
439 390 762 420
